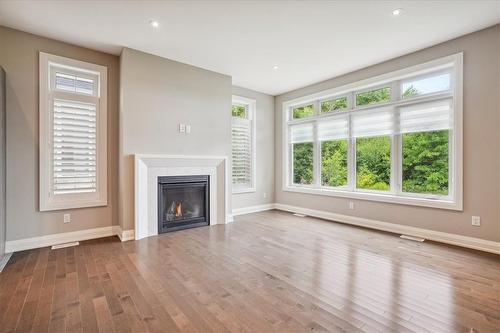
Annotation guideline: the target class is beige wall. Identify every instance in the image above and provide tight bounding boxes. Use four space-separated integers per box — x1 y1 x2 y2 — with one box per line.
275 25 500 242
119 48 232 231
231 86 275 210
0 26 119 241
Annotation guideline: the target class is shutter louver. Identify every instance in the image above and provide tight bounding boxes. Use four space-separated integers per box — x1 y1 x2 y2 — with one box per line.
232 119 252 186
290 123 314 143
352 107 394 138
318 116 349 141
399 99 452 134
53 99 97 194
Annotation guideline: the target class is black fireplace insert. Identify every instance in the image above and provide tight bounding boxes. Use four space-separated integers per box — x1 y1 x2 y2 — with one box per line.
157 175 210 233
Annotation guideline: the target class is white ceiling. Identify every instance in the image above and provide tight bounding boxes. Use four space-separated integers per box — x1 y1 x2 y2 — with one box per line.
0 0 499 95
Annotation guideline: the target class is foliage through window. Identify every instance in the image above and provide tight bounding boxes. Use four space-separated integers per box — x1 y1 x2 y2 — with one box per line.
356 87 391 106
292 104 314 119
283 54 462 209
321 97 347 113
232 104 247 118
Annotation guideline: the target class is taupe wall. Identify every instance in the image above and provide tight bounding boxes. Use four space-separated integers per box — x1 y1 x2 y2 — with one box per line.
231 86 275 210
0 26 119 241
119 48 232 231
275 25 500 242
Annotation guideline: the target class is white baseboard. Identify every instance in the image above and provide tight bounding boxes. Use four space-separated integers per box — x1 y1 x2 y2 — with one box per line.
5 226 118 253
232 203 276 217
274 203 500 255
0 252 13 272
116 227 135 241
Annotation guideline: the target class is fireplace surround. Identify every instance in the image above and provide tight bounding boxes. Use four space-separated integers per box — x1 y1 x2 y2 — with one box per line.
157 175 210 233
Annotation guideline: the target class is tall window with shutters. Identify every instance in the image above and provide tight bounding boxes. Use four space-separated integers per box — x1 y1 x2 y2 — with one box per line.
39 53 107 211
231 96 256 193
283 53 462 210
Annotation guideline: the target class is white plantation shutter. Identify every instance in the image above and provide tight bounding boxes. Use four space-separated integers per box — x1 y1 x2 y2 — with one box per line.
53 100 97 194
399 99 452 134
232 116 254 190
39 52 107 211
318 116 349 141
352 107 395 138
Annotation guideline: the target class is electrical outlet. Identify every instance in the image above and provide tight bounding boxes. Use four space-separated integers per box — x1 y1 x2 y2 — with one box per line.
471 216 481 227
349 201 354 210
63 213 71 223
179 123 186 133
263 192 267 199
186 125 191 134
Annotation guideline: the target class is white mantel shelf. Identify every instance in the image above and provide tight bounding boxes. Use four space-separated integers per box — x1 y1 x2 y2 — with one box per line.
134 154 231 240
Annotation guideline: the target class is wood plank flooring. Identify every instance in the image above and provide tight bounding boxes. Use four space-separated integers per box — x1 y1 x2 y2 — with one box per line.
1 210 499 332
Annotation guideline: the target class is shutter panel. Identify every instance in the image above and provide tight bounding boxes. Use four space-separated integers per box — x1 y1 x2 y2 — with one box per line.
352 107 394 138
399 99 452 134
232 118 252 185
290 123 314 143
318 116 348 141
53 99 97 194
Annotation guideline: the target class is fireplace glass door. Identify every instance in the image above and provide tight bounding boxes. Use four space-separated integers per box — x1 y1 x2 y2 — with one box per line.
158 175 209 233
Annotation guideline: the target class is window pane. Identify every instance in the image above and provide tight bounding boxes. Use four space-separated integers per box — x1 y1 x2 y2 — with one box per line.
292 104 314 119
356 136 391 191
356 87 391 107
321 97 347 113
55 72 95 96
232 105 247 118
402 130 449 195
293 142 313 185
402 73 450 98
321 140 348 187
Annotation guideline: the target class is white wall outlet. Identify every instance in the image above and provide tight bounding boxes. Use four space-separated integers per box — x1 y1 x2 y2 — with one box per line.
263 192 267 199
471 216 481 227
349 201 354 210
179 123 186 133
63 213 71 223
186 125 191 134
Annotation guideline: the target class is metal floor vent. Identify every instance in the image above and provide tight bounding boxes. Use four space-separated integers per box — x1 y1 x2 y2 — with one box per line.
51 241 80 250
400 235 425 242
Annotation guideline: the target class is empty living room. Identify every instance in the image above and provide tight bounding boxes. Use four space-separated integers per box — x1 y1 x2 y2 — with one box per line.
0 0 500 332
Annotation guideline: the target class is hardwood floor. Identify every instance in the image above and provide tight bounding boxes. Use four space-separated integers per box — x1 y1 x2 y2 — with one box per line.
1 210 499 333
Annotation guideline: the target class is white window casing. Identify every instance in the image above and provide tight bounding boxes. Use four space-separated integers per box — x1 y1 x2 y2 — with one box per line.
39 52 107 211
232 96 256 194
282 53 463 210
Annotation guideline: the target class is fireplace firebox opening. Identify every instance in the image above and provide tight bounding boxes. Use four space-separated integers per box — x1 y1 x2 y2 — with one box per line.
157 175 210 233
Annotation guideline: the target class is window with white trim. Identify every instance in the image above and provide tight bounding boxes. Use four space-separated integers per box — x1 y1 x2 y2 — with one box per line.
283 54 463 210
39 52 107 211
232 96 256 193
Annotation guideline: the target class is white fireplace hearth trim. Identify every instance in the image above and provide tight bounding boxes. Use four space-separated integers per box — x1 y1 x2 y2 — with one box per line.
134 154 230 240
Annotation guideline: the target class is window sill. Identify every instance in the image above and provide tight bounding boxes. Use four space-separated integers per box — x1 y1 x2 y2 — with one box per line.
232 187 256 194
282 185 462 211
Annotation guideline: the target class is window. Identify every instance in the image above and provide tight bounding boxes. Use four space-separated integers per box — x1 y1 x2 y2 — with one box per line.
232 96 256 193
282 53 463 210
39 53 107 211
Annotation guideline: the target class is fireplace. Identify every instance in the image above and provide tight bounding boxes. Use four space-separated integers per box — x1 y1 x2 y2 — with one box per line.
157 175 210 233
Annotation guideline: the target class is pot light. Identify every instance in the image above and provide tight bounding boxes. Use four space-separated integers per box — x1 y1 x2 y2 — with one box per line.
272 65 279 70
149 20 160 28
392 8 402 16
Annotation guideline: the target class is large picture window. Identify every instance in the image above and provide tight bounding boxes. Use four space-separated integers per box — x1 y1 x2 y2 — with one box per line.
282 54 463 210
39 53 107 211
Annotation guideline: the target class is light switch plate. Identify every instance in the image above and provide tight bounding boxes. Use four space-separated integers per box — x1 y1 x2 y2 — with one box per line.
179 123 186 133
63 213 71 223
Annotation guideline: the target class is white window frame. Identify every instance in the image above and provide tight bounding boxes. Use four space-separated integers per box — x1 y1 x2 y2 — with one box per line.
232 95 256 194
39 52 108 211
282 53 463 210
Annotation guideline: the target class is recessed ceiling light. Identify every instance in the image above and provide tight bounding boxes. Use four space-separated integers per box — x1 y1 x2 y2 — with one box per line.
272 65 279 70
149 20 160 28
392 8 402 16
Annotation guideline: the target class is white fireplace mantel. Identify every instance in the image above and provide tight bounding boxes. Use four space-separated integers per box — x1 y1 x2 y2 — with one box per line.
134 154 231 240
